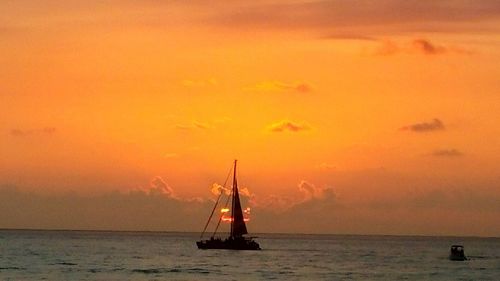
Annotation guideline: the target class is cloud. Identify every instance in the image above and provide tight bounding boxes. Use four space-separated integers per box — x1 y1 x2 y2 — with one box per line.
193 121 210 130
206 1 500 36
238 186 253 198
5 1 500 43
246 81 312 93
431 149 464 157
210 182 253 200
10 127 57 137
148 176 175 197
0 185 210 232
268 120 311 132
295 83 312 93
298 180 336 202
373 39 473 56
411 39 446 55
210 183 231 196
175 121 212 130
400 118 445 132
372 187 500 212
10 129 28 137
255 180 336 210
1 173 499 236
251 194 295 211
250 174 500 235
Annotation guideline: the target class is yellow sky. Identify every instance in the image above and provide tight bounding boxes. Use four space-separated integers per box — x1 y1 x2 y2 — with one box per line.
1 1 499 236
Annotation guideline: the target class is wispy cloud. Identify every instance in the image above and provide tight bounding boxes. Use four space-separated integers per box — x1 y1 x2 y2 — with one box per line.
10 127 57 137
411 39 447 55
400 118 445 133
246 81 312 93
5 1 500 41
175 121 212 130
193 121 210 130
431 149 464 157
267 120 311 132
373 39 474 56
322 33 377 41
206 1 500 36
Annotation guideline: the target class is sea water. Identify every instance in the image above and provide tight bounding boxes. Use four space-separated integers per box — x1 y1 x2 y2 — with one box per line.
0 230 498 280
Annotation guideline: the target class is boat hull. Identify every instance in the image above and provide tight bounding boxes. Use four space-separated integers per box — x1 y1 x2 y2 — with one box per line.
449 254 467 261
197 237 261 250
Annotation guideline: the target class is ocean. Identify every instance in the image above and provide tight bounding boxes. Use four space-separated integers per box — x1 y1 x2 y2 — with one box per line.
0 230 498 280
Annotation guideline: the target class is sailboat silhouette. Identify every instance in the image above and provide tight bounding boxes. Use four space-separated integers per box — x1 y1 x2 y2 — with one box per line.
196 160 261 250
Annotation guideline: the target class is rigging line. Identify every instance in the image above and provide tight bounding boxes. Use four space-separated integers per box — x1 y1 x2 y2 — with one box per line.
212 187 232 238
199 165 233 239
212 161 235 238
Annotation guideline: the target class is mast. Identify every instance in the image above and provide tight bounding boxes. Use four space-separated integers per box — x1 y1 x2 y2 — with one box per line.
230 160 237 238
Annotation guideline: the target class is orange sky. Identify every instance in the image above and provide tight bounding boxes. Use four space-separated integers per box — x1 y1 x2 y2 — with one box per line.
1 1 499 236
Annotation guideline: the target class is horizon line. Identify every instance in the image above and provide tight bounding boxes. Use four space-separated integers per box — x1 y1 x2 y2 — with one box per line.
0 227 497 239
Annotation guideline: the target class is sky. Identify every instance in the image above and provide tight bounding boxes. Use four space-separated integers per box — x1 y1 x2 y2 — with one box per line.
1 0 500 237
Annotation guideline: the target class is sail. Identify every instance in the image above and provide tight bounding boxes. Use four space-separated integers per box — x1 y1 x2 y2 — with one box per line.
231 161 248 237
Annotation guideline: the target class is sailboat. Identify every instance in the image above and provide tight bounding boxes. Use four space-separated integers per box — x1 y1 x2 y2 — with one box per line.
196 160 261 250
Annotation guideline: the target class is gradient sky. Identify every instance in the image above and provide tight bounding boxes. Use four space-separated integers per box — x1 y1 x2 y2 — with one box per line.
1 1 500 236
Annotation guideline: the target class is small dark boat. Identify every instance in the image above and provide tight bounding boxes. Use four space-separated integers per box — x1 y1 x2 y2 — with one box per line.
196 160 261 250
449 245 467 261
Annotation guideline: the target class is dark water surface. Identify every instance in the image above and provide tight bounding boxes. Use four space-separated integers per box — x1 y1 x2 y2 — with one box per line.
0 230 498 280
